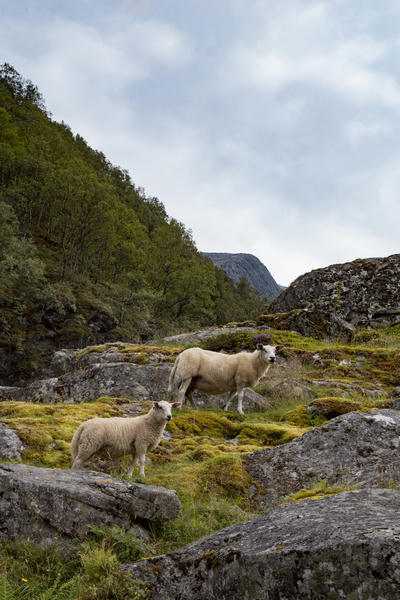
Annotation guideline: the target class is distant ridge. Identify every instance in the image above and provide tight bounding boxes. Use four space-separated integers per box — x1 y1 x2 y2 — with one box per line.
202 252 282 300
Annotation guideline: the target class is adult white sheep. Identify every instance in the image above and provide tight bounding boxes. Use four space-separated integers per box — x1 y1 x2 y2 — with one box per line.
168 344 278 414
70 400 180 478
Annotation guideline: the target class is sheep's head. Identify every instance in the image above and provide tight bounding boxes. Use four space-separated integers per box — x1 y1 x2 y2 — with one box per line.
152 400 181 422
257 344 278 364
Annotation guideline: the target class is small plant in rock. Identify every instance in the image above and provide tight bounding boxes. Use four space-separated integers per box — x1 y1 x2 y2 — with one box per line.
79 542 147 600
252 333 272 345
86 525 150 563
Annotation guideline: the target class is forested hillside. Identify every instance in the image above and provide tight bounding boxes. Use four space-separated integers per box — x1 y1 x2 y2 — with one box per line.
0 64 267 382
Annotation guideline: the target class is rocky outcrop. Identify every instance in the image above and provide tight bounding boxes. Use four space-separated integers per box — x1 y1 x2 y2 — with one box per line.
269 253 400 329
125 489 400 600
257 308 356 340
246 409 400 508
0 343 270 411
0 424 24 460
202 252 281 299
34 362 170 403
162 325 267 346
0 464 180 547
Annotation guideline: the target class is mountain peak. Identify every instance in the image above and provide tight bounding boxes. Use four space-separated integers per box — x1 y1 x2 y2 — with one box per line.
202 252 281 300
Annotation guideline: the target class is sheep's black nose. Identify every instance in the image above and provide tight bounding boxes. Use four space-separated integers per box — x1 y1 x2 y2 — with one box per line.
167 415 172 421
269 356 276 362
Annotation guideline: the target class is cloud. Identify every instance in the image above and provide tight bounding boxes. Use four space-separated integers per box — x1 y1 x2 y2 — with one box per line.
2 0 400 287
346 119 391 144
228 2 400 108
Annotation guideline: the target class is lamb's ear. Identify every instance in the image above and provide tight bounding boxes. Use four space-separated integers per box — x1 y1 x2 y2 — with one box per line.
275 345 285 353
172 402 182 409
257 343 263 350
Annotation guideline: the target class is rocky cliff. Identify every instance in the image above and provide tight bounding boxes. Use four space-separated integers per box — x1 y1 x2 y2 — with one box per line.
269 254 400 329
203 252 281 300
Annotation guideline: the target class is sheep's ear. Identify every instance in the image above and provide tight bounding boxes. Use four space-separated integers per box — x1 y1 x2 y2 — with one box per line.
172 402 182 409
275 345 285 352
257 343 263 350
153 402 160 409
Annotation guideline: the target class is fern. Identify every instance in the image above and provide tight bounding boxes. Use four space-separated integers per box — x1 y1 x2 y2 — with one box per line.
0 575 15 600
36 574 80 600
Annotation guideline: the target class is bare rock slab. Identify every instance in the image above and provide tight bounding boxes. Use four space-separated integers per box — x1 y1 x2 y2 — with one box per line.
125 489 400 600
0 464 180 546
0 423 24 460
246 409 400 508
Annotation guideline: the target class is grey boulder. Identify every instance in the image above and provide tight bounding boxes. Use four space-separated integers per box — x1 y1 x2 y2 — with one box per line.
246 409 400 508
125 489 400 600
0 463 180 547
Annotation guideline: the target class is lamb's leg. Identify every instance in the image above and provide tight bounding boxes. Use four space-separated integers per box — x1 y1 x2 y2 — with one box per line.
138 453 146 478
127 454 138 478
223 390 236 411
71 434 103 470
71 453 93 470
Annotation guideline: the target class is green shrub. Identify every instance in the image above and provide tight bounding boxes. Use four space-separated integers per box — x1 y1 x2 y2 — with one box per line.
86 526 150 563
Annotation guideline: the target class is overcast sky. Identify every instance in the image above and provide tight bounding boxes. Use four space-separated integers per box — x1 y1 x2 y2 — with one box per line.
2 0 400 285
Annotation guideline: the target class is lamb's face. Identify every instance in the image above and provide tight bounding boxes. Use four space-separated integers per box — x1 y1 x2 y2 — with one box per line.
257 344 277 363
152 400 181 422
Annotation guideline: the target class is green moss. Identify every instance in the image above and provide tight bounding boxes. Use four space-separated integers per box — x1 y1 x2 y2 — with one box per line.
224 320 256 328
282 479 351 503
131 352 150 364
236 422 305 445
353 329 381 344
279 405 328 427
167 409 242 438
194 550 219 569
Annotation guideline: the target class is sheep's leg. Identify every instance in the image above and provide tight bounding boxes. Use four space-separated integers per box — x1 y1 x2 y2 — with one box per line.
186 390 197 409
178 378 192 407
236 385 245 415
223 390 237 411
127 454 138 478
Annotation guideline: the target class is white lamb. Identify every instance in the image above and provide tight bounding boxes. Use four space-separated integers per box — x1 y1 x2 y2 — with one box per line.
70 400 180 478
168 344 278 414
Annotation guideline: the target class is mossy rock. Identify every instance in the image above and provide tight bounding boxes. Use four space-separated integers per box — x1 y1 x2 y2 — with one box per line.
199 332 255 353
280 405 326 427
75 342 183 361
306 397 360 419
